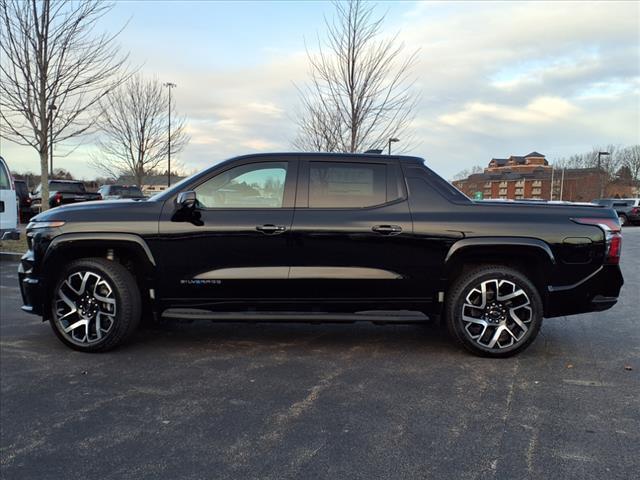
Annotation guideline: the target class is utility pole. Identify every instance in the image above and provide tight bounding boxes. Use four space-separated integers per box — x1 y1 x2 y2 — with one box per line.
559 168 565 201
164 82 177 187
48 103 57 174
550 166 554 201
597 151 610 198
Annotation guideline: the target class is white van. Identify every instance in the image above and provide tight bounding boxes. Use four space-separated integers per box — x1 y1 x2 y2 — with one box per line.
0 156 20 240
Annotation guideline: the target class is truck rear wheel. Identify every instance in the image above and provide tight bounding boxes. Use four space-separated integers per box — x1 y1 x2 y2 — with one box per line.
50 258 141 352
445 265 543 357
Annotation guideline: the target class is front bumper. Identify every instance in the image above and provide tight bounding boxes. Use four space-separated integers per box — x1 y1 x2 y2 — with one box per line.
18 250 44 317
546 265 624 318
1 228 20 240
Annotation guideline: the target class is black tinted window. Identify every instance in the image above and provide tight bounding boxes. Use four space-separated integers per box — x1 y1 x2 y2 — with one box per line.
0 161 10 190
15 182 28 196
309 162 386 208
50 181 85 193
110 186 143 196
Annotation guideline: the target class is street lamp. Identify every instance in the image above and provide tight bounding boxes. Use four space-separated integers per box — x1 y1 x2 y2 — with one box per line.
597 151 610 198
48 103 57 173
163 82 177 187
597 151 610 168
388 137 399 155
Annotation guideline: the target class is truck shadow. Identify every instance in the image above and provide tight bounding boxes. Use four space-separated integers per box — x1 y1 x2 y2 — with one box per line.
134 319 458 356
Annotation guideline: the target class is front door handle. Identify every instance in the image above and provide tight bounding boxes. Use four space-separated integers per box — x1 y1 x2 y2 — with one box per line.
256 224 286 235
372 225 403 235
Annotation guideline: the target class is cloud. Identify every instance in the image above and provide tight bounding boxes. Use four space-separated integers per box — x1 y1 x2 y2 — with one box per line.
392 0 639 176
2 1 638 181
439 96 578 128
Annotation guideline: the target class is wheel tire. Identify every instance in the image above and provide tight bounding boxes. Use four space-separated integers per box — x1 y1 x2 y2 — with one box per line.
445 265 543 357
50 258 141 352
619 214 628 226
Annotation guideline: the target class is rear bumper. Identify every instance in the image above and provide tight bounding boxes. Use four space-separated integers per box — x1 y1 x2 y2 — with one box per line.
18 251 44 317
546 265 624 318
627 214 640 225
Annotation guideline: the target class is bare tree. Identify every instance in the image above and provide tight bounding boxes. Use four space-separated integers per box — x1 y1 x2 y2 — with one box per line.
293 99 343 152
619 145 640 183
0 0 129 210
92 74 189 187
294 0 419 153
583 145 621 180
452 165 483 181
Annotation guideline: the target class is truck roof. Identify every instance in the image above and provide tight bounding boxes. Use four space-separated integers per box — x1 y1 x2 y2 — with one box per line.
231 152 426 164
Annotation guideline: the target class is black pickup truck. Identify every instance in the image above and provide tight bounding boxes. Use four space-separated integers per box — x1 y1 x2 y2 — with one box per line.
19 153 624 356
30 180 101 214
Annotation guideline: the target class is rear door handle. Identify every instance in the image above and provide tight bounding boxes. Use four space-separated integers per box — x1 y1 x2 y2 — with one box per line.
372 225 403 235
256 224 286 235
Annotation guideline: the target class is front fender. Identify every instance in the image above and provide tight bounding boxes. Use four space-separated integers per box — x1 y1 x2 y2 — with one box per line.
43 232 156 267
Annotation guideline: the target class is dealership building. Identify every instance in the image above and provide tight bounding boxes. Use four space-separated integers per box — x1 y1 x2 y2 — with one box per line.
452 152 632 202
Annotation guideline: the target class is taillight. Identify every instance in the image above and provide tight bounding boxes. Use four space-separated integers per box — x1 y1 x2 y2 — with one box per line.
632 207 639 215
54 192 62 204
572 217 622 264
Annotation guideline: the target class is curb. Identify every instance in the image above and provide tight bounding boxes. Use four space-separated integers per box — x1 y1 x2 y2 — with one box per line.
0 252 23 262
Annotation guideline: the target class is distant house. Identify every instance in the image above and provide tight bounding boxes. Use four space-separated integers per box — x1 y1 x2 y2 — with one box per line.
115 174 185 196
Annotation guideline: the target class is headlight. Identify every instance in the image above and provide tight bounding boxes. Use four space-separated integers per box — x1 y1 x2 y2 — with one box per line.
26 221 66 229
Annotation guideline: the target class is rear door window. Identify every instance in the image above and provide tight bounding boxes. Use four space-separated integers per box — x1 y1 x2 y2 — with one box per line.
308 162 387 208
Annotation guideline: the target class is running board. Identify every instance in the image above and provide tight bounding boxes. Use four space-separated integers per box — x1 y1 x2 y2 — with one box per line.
161 309 429 323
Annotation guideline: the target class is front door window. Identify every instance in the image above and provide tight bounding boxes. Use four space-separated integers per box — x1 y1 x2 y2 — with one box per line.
195 162 287 209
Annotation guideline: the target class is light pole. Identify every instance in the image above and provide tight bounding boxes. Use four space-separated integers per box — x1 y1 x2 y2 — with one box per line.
163 82 177 187
388 137 399 155
48 103 57 174
597 151 610 198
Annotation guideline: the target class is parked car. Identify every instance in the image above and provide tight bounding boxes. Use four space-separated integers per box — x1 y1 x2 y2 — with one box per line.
14 180 32 223
98 184 146 200
0 156 20 240
20 153 624 356
592 198 640 226
30 179 102 214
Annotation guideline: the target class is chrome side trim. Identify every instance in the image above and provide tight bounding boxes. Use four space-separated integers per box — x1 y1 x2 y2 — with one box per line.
290 267 401 279
195 267 290 280
193 266 402 280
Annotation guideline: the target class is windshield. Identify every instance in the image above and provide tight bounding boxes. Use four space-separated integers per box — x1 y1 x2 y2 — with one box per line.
15 181 28 195
147 170 207 201
50 181 85 193
110 186 143 196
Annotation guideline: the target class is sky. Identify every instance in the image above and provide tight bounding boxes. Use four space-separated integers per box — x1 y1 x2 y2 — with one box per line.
1 0 639 181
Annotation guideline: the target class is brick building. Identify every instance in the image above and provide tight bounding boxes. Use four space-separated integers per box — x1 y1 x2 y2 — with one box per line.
453 152 613 202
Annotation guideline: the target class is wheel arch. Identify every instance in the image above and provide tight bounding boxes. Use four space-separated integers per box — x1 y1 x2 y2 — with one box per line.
41 233 157 320
444 237 556 314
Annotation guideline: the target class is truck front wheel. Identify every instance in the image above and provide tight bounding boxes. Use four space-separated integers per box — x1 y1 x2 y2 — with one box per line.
49 258 141 352
445 265 543 357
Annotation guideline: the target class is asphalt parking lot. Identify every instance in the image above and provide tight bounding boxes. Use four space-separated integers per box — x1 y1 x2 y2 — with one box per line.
1 229 638 480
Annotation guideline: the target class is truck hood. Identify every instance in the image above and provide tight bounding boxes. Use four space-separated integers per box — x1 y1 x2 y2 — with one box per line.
32 198 159 222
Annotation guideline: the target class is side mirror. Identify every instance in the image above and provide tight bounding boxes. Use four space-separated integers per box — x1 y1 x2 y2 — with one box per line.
176 190 197 209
